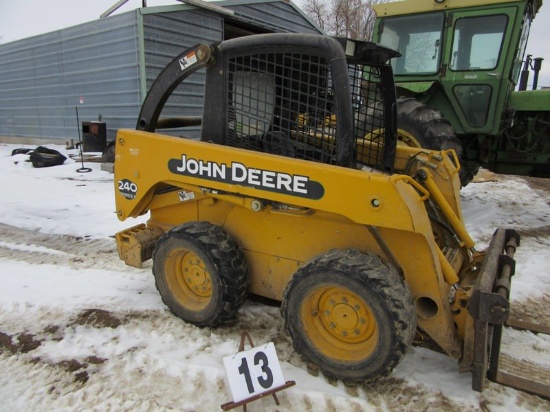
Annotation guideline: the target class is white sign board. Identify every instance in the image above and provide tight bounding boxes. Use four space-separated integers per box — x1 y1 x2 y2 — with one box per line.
223 342 286 403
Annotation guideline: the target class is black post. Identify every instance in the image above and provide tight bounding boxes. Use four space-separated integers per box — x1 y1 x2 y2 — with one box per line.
75 106 92 173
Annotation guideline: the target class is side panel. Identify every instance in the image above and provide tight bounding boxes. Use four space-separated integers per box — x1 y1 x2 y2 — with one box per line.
114 129 417 229
508 88 550 110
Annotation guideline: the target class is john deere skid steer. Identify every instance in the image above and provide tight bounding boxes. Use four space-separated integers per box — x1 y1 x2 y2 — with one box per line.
112 33 544 395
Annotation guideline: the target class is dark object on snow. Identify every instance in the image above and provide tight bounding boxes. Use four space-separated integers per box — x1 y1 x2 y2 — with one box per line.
11 148 34 156
28 146 67 168
82 121 107 153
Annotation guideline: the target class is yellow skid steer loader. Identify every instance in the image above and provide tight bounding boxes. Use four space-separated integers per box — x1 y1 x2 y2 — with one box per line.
112 33 546 397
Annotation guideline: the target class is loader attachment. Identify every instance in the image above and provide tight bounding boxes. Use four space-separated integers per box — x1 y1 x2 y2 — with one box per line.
467 228 519 391
467 228 550 399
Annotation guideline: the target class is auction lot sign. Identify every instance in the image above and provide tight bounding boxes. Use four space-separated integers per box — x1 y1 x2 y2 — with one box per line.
223 342 286 403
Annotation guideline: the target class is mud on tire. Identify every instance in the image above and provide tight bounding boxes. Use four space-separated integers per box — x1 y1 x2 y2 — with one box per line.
152 221 249 327
281 249 416 383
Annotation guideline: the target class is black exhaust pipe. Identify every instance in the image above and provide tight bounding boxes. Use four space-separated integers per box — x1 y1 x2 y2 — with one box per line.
532 57 544 90
519 55 531 91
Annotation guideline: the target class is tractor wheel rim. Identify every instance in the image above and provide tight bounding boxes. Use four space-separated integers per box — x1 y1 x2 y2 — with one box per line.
301 286 378 361
166 249 212 310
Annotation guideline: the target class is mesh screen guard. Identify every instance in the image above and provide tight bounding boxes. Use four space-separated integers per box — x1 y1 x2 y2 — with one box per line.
223 50 394 172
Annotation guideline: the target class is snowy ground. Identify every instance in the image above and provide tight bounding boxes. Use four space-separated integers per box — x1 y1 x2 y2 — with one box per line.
0 143 549 411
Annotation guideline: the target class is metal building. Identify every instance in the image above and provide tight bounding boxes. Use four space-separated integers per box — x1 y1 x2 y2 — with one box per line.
0 0 321 143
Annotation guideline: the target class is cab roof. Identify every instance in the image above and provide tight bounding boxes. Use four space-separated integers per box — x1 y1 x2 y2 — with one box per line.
372 0 542 17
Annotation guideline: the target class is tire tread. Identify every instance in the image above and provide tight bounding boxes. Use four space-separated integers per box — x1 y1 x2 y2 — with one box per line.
153 221 249 327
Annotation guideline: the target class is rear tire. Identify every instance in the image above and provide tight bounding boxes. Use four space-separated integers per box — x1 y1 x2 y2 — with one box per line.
396 97 478 186
281 249 416 383
153 221 249 327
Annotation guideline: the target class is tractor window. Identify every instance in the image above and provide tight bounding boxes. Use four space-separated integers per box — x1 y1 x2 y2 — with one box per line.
450 15 508 71
453 84 492 127
378 13 444 75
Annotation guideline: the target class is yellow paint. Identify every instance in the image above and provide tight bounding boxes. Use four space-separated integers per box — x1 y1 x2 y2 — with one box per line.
373 0 533 17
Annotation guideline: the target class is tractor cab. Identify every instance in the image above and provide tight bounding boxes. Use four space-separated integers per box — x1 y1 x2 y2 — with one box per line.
372 0 540 136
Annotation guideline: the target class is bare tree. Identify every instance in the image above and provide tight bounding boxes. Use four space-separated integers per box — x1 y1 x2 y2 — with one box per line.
302 0 330 32
302 0 387 41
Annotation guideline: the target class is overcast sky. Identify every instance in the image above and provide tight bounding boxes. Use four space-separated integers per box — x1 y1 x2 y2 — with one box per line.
0 0 548 88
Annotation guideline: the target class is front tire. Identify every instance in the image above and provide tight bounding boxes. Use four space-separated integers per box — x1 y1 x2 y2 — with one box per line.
281 249 416 383
153 221 249 327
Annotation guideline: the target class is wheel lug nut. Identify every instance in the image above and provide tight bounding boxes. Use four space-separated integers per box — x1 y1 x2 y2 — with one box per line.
342 297 348 303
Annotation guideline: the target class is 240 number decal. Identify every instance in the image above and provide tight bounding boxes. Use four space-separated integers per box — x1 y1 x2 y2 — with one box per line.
118 179 138 200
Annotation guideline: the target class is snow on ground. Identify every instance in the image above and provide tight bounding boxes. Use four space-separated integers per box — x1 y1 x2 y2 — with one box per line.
0 143 549 411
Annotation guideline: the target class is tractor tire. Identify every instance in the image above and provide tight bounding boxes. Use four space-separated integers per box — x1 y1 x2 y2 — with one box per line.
281 249 416 383
152 221 249 327
396 97 478 186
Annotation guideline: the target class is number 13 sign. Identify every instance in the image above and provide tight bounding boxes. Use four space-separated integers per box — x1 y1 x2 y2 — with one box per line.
223 342 286 403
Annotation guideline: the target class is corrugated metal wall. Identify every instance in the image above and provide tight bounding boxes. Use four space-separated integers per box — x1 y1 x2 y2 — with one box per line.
138 1 322 139
0 12 141 141
142 9 224 139
225 0 322 34
0 1 321 142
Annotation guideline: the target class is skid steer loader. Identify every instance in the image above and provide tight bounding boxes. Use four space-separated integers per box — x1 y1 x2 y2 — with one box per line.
113 33 536 395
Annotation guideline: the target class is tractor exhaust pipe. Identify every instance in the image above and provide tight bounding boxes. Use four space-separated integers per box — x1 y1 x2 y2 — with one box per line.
518 55 531 91
532 57 544 90
519 55 544 91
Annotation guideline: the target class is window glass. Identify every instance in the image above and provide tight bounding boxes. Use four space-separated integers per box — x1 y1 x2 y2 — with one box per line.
379 14 444 75
451 15 508 71
453 85 492 126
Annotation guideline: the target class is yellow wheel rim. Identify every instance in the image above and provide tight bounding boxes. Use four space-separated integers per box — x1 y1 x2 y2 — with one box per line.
300 285 379 362
164 248 212 311
397 129 422 147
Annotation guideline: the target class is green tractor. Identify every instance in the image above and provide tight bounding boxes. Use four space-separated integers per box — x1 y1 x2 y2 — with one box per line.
372 0 549 185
